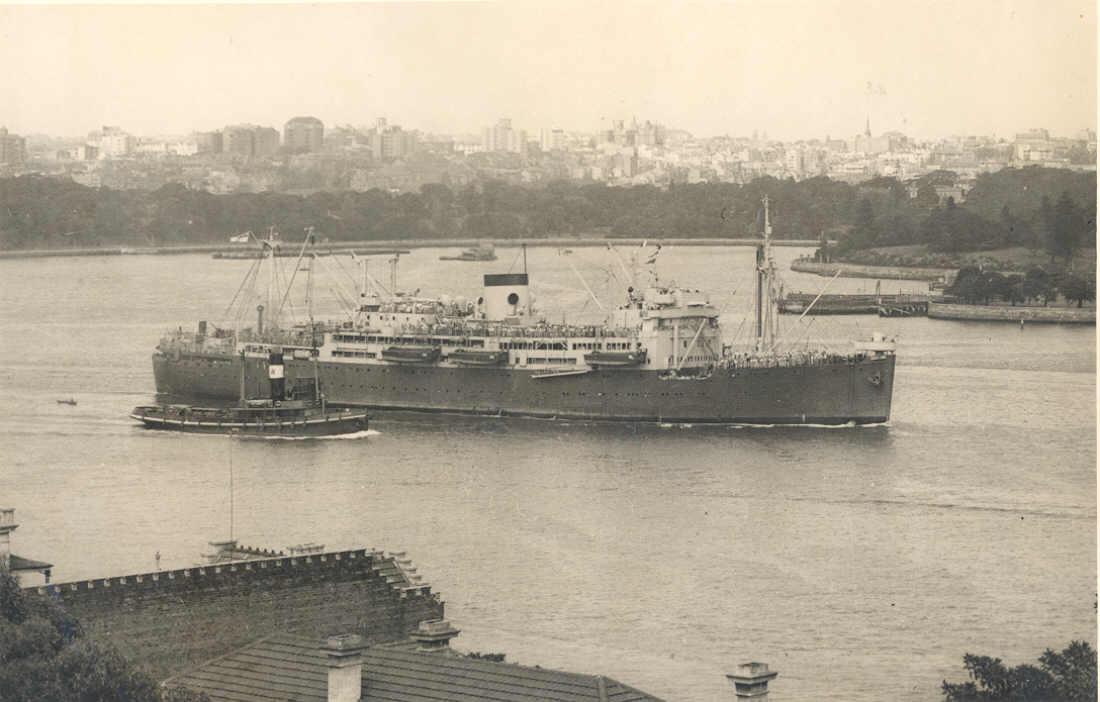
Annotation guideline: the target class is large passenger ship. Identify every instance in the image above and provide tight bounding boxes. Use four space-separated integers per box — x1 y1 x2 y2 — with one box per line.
153 199 896 424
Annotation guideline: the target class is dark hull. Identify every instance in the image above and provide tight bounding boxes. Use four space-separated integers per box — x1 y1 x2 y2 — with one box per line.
131 411 368 436
153 353 894 425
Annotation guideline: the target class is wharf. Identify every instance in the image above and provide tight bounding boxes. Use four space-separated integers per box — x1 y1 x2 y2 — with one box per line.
791 258 956 282
779 292 933 316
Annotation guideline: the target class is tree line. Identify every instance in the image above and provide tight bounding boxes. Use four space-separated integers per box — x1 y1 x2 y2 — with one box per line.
0 167 1093 257
942 641 1096 701
945 265 1096 307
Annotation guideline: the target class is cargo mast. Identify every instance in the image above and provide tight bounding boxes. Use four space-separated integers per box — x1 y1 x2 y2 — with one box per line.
754 196 780 352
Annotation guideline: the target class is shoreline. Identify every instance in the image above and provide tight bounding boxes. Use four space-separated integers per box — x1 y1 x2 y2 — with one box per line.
0 237 818 261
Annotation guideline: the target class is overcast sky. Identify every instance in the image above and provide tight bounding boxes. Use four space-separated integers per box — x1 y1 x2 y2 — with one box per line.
0 1 1094 141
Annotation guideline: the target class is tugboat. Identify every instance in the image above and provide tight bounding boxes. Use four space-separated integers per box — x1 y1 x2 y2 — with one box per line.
131 351 368 436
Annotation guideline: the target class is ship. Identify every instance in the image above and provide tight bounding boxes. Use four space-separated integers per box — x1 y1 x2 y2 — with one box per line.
133 351 369 436
151 198 896 425
440 242 497 262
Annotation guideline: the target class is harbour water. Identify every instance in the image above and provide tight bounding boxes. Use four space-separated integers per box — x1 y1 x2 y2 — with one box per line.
0 246 1094 700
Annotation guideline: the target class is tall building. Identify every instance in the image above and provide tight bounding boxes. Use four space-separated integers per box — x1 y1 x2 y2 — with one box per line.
483 118 526 154
369 124 418 161
284 116 325 153
194 131 223 154
540 128 566 152
88 126 135 159
222 125 255 156
0 127 27 165
254 127 280 157
222 124 279 158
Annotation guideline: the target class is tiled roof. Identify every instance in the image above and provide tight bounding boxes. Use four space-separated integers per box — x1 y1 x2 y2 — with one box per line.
9 554 52 571
167 633 663 702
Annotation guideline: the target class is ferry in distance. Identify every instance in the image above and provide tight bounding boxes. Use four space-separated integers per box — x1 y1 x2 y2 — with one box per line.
152 199 896 424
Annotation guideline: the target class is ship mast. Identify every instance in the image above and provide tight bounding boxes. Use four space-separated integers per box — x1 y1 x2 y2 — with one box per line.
754 195 780 353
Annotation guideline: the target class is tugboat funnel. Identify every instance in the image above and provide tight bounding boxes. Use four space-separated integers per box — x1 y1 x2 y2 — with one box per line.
268 351 286 400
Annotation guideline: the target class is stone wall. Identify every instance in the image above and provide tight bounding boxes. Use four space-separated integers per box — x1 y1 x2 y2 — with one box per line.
928 302 1095 323
32 548 444 680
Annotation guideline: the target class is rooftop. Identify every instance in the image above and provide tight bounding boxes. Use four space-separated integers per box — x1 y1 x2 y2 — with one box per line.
168 632 663 702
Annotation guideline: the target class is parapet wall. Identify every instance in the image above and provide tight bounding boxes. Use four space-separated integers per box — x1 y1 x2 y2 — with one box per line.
34 548 444 681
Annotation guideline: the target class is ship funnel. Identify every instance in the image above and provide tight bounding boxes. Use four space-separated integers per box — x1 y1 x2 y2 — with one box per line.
268 351 286 400
483 273 529 321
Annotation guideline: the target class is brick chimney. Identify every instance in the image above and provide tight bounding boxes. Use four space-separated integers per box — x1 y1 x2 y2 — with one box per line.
726 662 778 700
412 619 460 652
323 634 365 702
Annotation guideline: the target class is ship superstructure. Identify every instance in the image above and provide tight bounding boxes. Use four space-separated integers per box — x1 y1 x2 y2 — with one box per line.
153 202 896 424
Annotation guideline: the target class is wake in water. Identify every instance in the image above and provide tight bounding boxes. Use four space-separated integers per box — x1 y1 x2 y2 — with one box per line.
656 420 888 430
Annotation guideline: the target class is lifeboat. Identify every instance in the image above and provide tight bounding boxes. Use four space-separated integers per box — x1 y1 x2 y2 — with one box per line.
448 349 507 366
584 350 647 367
381 346 442 364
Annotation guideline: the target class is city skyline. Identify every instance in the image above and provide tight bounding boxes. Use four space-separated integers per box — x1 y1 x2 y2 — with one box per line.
0 1 1094 141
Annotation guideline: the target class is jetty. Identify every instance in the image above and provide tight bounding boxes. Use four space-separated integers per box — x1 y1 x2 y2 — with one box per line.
791 258 956 282
779 292 932 316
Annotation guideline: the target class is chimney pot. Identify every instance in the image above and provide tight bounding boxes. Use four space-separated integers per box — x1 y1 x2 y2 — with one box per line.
726 661 778 700
412 619 460 652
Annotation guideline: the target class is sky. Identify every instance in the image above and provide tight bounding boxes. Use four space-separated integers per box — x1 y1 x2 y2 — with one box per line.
0 1 1095 141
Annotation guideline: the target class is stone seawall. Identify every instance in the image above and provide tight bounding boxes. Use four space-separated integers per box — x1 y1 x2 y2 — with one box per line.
928 302 1096 324
32 548 444 680
791 259 955 281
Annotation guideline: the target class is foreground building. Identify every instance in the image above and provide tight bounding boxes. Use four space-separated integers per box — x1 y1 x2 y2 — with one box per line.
167 626 668 702
31 541 443 680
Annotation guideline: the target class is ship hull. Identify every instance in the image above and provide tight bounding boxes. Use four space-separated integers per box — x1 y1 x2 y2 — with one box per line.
130 409 368 436
153 352 894 425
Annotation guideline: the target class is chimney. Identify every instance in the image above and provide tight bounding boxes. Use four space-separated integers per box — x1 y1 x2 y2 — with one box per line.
412 619 460 652
726 662 778 700
0 508 16 571
323 634 365 702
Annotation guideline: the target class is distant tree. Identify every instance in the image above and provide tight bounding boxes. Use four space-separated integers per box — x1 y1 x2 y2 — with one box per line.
0 572 209 702
1038 195 1057 260
915 181 940 208
1049 192 1084 261
946 266 985 303
1058 273 1096 308
942 641 1097 702
1022 266 1056 306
